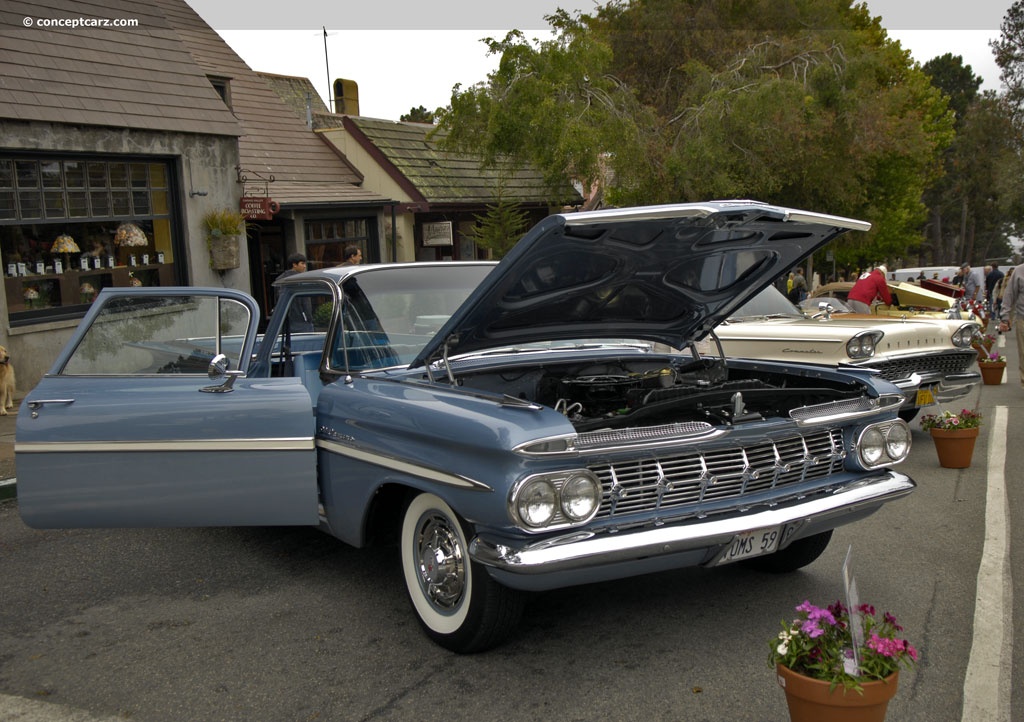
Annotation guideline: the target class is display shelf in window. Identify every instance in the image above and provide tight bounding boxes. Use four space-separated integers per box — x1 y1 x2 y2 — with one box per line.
108 263 173 288
5 274 62 312
5 263 175 317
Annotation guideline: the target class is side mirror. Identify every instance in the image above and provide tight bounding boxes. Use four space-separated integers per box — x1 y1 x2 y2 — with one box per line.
201 353 244 393
207 353 231 380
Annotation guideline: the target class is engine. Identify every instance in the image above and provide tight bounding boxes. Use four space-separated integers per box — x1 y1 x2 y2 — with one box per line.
452 354 867 432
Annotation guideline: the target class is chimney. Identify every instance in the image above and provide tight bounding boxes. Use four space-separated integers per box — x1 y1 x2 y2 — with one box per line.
333 78 360 116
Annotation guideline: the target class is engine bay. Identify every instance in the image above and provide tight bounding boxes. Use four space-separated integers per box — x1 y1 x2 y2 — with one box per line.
451 353 868 432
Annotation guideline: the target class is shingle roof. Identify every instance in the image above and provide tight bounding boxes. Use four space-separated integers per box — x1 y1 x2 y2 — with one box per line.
0 0 241 136
155 0 384 198
258 73 331 119
342 116 579 206
1 0 391 206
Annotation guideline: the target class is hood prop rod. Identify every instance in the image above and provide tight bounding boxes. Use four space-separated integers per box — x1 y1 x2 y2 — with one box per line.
441 335 458 385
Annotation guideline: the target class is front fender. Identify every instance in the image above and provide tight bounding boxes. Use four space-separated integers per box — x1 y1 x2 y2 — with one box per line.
315 376 577 540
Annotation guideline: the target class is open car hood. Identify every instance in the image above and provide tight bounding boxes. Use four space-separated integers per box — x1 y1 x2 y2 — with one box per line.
888 281 957 309
411 201 870 367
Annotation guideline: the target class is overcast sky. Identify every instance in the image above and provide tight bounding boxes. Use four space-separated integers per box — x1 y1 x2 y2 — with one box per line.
184 0 1011 121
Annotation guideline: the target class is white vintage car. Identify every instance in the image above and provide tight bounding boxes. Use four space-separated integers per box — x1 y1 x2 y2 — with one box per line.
807 280 963 320
712 285 981 421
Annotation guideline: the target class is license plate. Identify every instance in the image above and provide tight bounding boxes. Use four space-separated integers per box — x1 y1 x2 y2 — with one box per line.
717 525 782 565
916 386 936 406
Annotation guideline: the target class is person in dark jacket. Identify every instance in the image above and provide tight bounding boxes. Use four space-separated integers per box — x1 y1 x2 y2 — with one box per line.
985 265 1004 315
787 268 807 303
275 253 314 332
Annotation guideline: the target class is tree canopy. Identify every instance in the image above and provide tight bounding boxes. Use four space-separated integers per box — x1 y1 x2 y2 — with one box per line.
437 0 957 269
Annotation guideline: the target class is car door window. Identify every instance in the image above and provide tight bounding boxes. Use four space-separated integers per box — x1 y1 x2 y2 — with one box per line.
60 295 250 375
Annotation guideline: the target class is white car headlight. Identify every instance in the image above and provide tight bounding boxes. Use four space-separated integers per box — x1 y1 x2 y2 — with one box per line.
846 331 882 359
560 472 601 523
515 478 557 528
952 324 980 348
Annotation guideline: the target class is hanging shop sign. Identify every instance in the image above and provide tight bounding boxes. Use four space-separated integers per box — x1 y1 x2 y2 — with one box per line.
240 196 280 221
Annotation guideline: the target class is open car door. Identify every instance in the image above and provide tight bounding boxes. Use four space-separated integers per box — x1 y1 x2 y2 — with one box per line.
16 288 319 529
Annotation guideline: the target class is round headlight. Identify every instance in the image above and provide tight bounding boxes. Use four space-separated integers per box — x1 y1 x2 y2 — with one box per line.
516 479 556 528
859 427 886 466
885 422 912 461
847 333 880 359
953 325 979 348
560 473 600 522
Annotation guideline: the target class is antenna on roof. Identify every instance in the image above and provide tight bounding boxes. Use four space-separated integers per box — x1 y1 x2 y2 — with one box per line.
323 26 332 113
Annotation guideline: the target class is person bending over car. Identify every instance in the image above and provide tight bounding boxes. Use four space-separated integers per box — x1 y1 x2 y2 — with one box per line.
847 264 892 314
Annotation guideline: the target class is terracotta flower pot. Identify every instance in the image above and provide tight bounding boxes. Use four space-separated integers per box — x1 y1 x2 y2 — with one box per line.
978 362 1006 385
929 427 979 468
776 664 899 722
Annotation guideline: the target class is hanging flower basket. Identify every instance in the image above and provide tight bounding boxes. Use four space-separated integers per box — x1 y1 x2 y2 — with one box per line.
208 232 240 270
202 209 247 271
978 361 1006 385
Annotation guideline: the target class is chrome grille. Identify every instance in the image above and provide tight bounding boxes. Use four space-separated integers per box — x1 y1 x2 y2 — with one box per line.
865 351 975 382
589 428 845 520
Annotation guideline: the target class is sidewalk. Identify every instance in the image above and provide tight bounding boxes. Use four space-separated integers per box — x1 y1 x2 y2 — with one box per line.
0 405 17 500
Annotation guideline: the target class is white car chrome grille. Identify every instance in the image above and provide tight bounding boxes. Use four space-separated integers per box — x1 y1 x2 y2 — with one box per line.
866 351 975 382
589 428 845 519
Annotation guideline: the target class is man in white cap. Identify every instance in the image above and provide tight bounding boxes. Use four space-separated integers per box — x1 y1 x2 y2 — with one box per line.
846 264 892 314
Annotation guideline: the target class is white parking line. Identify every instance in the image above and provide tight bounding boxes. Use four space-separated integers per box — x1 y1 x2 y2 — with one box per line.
0 693 123 721
961 405 1013 721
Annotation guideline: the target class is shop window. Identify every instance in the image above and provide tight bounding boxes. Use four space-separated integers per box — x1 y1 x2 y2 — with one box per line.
305 217 372 269
0 155 182 325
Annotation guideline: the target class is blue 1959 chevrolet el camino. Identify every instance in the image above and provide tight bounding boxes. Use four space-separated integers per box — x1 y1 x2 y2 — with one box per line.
16 201 915 652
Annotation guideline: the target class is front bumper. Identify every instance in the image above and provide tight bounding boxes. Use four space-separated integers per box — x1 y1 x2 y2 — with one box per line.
470 470 915 591
892 370 980 408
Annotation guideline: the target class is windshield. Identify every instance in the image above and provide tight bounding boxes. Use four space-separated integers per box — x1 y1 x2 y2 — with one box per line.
799 296 853 314
329 264 494 371
727 285 805 320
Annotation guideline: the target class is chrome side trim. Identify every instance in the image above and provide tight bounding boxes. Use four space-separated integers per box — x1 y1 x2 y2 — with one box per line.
316 438 492 491
470 471 914 574
15 438 315 453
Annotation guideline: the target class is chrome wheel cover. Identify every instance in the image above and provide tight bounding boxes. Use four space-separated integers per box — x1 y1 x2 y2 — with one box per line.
415 512 466 612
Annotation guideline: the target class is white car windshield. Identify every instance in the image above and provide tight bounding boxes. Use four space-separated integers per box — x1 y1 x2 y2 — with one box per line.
727 285 805 320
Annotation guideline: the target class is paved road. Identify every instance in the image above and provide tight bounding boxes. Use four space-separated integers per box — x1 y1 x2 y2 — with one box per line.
1 332 1021 721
